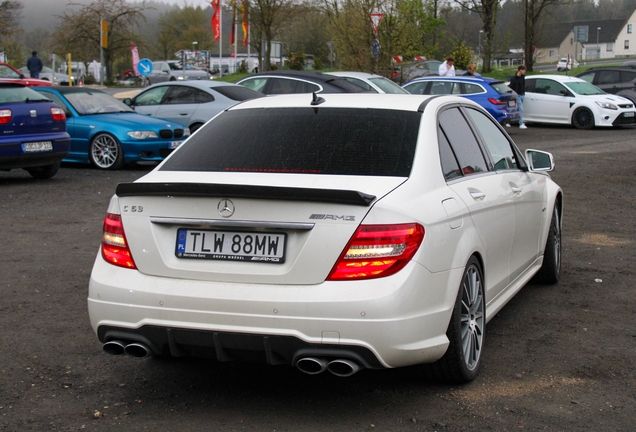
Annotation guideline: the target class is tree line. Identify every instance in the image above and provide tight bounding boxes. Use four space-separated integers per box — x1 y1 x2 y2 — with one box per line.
2 0 636 80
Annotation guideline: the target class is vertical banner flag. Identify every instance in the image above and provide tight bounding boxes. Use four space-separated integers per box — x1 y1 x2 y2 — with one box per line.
241 0 249 47
211 0 221 42
130 42 140 76
230 0 236 45
369 13 383 36
100 20 109 48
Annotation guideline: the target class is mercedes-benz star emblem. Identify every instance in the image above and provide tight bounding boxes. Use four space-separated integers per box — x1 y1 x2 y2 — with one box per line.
217 199 235 218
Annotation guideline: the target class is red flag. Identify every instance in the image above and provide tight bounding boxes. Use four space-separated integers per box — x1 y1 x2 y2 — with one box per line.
130 42 140 76
241 0 248 47
211 0 221 42
230 2 236 45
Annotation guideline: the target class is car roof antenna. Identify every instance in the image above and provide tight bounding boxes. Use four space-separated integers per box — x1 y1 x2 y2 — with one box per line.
311 92 325 106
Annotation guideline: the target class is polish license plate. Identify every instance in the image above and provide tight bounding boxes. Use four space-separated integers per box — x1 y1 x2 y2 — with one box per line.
22 141 52 153
624 112 635 117
508 100 517 107
175 228 286 263
170 141 182 149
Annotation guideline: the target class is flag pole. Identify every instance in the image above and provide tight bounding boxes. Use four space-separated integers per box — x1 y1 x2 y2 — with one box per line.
219 0 222 77
233 1 237 72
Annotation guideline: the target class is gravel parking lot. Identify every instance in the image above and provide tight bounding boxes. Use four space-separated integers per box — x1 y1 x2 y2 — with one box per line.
1 124 635 431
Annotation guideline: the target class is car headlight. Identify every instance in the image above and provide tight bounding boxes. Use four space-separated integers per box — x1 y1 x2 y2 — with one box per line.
177 76 186 80
183 127 191 136
596 101 618 110
127 131 159 139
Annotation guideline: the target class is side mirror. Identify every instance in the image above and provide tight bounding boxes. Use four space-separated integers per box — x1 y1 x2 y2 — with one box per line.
122 98 132 106
525 149 555 172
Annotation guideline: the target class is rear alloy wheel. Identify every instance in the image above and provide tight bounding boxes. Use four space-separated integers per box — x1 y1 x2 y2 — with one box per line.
90 134 124 170
422 256 485 383
572 107 595 130
533 204 561 284
26 162 61 179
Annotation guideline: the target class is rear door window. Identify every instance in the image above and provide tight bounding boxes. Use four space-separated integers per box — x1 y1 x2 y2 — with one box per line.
438 107 488 175
598 70 621 85
465 107 518 170
161 108 421 177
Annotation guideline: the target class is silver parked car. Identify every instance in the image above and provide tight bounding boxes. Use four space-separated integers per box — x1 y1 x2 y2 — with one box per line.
123 81 265 132
19 66 70 86
143 61 212 86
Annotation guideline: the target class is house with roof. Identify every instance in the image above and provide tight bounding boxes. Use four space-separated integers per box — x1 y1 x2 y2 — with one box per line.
534 9 636 62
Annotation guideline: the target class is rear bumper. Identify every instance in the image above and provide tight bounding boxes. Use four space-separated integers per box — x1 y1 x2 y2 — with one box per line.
0 135 70 170
88 255 463 368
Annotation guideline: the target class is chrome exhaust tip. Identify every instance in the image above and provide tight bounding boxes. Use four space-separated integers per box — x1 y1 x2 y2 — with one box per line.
103 340 126 356
296 357 329 375
327 359 361 377
123 342 152 359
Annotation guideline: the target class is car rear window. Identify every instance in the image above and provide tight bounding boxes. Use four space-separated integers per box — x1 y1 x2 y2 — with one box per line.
489 82 514 95
161 107 421 176
0 85 51 103
211 85 264 101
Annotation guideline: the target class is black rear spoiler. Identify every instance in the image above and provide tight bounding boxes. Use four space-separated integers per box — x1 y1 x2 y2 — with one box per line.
116 182 376 207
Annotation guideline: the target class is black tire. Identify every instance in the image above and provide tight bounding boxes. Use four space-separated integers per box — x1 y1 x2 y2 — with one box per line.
533 204 561 284
189 123 203 133
422 256 485 383
89 133 124 170
572 107 595 130
26 162 60 179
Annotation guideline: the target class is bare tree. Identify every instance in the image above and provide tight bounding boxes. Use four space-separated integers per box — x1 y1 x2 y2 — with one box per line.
0 0 23 42
251 0 294 71
53 0 147 80
523 0 567 71
456 0 501 73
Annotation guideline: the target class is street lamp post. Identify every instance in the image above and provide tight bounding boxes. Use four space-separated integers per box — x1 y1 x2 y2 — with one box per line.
597 27 601 59
479 30 484 56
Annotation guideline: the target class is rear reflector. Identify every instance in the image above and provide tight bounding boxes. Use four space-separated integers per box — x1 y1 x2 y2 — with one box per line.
101 213 137 269
0 109 11 124
327 223 424 280
50 107 66 121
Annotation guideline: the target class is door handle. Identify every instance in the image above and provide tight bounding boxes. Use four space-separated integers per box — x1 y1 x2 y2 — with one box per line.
469 191 486 201
179 113 188 116
510 182 522 195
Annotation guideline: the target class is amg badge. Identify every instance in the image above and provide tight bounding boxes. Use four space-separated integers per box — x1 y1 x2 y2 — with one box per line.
309 214 355 221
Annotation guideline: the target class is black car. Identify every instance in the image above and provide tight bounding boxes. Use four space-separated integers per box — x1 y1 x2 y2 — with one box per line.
576 67 636 104
236 71 369 94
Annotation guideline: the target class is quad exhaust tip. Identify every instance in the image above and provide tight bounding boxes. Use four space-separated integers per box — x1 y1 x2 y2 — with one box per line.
296 357 361 377
103 340 152 359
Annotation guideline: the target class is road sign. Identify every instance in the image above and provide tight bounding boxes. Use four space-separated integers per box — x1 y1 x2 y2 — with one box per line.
137 58 153 76
101 20 109 49
369 13 383 36
574 25 589 43
371 39 380 58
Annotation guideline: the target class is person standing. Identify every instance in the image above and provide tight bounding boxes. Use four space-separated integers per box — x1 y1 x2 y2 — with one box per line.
509 65 527 129
438 57 456 76
26 51 43 79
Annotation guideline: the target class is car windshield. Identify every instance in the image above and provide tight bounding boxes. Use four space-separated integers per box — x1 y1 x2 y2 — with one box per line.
369 77 409 94
564 81 605 95
161 107 421 176
64 91 135 115
0 65 21 79
0 85 51 103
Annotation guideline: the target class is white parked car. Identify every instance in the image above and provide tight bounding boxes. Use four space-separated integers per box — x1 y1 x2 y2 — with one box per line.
326 71 409 94
556 58 579 71
523 75 636 129
88 94 562 383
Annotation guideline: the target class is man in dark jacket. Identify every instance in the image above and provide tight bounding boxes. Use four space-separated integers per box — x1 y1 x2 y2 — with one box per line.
26 51 43 79
509 65 527 129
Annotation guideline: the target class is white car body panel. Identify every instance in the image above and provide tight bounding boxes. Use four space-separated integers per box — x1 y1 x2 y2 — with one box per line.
88 94 562 373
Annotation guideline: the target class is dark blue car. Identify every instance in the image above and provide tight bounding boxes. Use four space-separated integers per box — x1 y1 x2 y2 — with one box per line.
0 83 70 179
402 76 520 125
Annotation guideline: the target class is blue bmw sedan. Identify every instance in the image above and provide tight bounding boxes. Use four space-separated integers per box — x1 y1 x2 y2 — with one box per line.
34 87 189 170
402 76 520 125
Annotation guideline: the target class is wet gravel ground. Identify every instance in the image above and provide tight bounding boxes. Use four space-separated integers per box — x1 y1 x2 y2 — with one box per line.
1 124 635 431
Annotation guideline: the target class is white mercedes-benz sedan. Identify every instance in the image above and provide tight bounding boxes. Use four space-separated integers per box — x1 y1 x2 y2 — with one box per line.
88 93 562 383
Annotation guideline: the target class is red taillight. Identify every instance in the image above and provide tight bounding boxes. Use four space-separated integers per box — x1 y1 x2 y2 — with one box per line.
101 213 137 269
488 97 507 105
327 223 425 281
50 107 66 121
0 109 12 124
